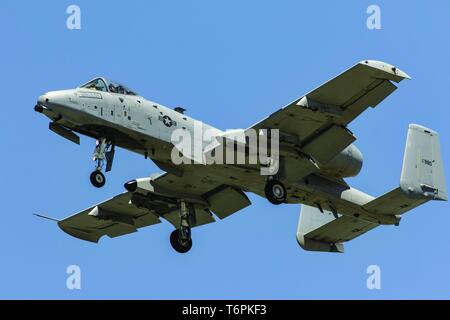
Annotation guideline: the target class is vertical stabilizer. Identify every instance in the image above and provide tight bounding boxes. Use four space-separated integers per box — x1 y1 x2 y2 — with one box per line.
400 124 447 201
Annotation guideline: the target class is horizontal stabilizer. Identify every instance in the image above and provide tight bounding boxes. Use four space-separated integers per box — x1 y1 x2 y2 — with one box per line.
296 205 377 253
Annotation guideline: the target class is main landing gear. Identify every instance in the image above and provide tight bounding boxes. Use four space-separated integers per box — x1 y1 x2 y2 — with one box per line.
170 200 193 253
90 170 106 188
264 178 287 205
90 138 115 188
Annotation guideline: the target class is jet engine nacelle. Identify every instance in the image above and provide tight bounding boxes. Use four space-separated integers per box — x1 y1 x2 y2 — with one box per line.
320 144 363 178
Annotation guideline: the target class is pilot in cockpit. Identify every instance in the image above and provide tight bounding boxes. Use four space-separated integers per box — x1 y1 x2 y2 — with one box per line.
86 81 99 90
80 78 137 96
85 79 106 91
117 86 126 94
108 83 117 93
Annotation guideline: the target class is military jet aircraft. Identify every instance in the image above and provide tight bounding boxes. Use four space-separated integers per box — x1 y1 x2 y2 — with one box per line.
35 60 447 253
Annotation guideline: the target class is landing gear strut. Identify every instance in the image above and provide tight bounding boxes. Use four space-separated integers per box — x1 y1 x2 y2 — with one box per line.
90 138 115 188
264 178 287 205
170 200 193 253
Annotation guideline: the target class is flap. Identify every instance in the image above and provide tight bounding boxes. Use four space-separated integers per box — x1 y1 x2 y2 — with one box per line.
301 125 356 164
204 186 251 219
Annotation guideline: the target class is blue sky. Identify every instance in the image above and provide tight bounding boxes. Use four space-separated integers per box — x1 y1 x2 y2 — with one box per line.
0 0 449 299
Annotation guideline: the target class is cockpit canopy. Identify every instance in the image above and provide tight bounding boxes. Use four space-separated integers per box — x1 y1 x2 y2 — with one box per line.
79 77 138 96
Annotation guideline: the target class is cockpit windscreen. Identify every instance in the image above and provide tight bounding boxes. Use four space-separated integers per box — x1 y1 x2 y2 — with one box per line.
80 78 138 96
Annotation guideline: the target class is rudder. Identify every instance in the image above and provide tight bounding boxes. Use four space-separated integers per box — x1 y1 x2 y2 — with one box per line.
400 124 447 201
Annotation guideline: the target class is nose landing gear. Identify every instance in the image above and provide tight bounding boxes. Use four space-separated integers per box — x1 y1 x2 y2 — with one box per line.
170 200 193 253
90 138 115 188
90 170 106 188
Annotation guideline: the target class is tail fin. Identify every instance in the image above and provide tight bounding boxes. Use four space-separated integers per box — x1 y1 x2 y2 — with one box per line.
363 124 447 216
400 124 447 201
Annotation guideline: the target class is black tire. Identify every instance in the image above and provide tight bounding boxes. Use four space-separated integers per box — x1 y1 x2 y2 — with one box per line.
170 229 192 253
90 170 106 188
264 179 287 205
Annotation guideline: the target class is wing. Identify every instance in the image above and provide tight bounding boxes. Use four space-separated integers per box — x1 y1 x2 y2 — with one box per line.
147 170 252 220
58 171 251 242
58 192 163 243
250 60 410 164
296 204 378 253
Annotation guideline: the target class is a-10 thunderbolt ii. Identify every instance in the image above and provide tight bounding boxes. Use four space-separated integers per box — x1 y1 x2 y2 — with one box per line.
35 60 447 253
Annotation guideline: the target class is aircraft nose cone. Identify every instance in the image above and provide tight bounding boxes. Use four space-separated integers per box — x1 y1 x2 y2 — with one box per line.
34 95 48 113
124 180 137 192
38 94 48 106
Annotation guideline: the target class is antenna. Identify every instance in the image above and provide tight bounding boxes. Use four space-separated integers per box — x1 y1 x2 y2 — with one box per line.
174 107 186 114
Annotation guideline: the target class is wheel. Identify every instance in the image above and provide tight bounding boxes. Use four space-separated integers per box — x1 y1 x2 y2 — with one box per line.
170 229 192 253
264 179 287 205
90 170 106 188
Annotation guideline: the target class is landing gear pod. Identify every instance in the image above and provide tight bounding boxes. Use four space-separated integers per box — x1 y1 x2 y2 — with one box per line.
265 179 287 205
